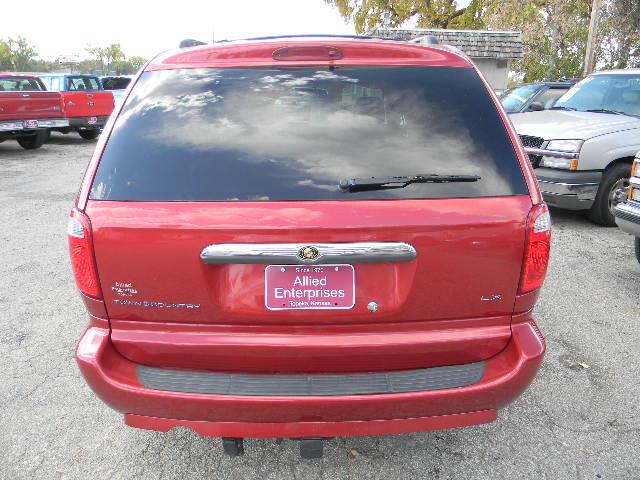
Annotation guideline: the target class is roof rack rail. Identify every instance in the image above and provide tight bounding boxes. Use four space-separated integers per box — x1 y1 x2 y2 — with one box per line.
213 34 407 44
178 34 443 48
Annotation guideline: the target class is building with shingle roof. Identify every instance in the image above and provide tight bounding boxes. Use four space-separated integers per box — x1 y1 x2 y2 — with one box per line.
370 27 523 91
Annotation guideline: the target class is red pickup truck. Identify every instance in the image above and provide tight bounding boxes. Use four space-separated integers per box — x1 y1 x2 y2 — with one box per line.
0 74 68 149
39 74 114 140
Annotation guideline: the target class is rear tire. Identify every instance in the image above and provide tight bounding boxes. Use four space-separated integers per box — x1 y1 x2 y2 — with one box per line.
78 129 100 140
588 163 631 227
16 131 47 150
635 237 640 264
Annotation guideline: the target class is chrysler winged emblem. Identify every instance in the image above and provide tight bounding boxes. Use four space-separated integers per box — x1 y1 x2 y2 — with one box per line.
298 245 320 261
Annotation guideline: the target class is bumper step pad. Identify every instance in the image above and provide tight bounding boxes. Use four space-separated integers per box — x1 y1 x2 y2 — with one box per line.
136 362 484 397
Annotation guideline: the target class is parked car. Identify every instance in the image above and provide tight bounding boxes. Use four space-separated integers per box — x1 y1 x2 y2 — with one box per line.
614 153 640 263
39 73 114 140
70 36 548 459
0 73 68 149
512 69 640 226
500 81 576 114
100 75 133 105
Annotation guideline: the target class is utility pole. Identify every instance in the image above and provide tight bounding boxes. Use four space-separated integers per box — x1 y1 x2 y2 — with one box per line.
583 0 602 76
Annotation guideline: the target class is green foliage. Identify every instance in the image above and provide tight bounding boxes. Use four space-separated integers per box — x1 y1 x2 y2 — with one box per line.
327 0 640 83
598 0 640 69
327 0 487 32
0 36 38 71
86 43 127 74
0 39 11 70
125 56 147 74
0 37 146 75
485 0 591 82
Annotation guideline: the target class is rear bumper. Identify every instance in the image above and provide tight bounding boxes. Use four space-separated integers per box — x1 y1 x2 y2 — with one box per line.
0 118 68 132
614 201 640 237
535 167 602 210
67 116 109 128
76 320 545 438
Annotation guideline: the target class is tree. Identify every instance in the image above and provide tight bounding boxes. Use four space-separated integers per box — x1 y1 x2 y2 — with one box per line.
326 0 489 32
327 0 594 82
484 0 591 82
123 55 147 74
598 0 640 69
86 45 107 73
0 39 10 70
86 43 126 74
6 36 38 71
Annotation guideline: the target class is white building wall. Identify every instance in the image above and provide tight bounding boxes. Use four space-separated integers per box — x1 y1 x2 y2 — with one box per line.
470 58 510 92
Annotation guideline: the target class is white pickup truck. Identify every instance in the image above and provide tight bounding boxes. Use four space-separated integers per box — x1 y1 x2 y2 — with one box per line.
511 69 640 226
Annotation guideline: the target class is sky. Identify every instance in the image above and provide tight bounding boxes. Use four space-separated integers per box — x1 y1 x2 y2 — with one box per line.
0 0 356 61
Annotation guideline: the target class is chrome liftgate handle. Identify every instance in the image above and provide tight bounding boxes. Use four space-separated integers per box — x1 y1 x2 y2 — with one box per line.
200 242 417 265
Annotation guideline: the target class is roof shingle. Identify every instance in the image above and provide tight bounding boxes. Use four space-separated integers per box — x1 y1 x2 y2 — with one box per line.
370 28 523 59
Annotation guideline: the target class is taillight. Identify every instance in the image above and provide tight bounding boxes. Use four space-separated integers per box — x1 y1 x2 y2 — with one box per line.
68 209 102 298
519 203 551 294
630 157 639 200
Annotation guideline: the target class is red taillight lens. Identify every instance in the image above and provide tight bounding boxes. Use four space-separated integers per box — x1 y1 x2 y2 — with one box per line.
519 203 551 294
68 209 102 298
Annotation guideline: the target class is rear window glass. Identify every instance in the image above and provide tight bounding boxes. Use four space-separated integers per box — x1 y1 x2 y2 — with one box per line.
66 76 101 91
0 77 44 91
101 76 131 90
91 67 527 201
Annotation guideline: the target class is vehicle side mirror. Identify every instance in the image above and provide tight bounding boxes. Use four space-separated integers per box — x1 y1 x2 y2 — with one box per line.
529 101 545 111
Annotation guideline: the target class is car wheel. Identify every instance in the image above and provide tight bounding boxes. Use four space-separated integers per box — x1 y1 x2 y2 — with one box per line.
588 162 631 227
635 237 640 264
78 129 100 140
16 131 47 150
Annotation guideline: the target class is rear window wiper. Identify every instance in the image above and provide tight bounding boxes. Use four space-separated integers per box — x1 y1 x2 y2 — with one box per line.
339 174 481 193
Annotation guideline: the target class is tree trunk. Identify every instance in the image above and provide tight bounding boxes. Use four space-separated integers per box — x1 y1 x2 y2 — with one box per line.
545 23 559 80
616 37 631 69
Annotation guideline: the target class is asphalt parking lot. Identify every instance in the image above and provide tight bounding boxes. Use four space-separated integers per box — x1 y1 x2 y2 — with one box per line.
1 134 639 480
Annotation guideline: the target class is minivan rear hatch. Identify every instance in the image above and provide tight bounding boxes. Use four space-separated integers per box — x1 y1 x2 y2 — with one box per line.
85 62 532 373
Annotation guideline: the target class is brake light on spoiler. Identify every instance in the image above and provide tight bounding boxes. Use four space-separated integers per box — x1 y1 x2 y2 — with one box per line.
519 203 551 294
272 46 343 61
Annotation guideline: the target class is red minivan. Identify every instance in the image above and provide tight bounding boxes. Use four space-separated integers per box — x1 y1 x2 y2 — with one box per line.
70 36 549 458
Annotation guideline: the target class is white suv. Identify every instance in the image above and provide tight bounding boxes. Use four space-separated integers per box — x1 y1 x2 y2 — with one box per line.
511 69 640 226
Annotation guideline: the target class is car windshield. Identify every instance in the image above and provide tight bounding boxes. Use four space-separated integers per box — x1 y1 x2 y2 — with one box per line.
500 85 542 112
0 77 44 91
66 76 101 91
554 74 640 117
91 67 527 201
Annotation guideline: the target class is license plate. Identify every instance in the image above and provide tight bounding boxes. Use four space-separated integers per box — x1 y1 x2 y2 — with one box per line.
88 117 98 125
265 264 355 310
23 120 38 128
